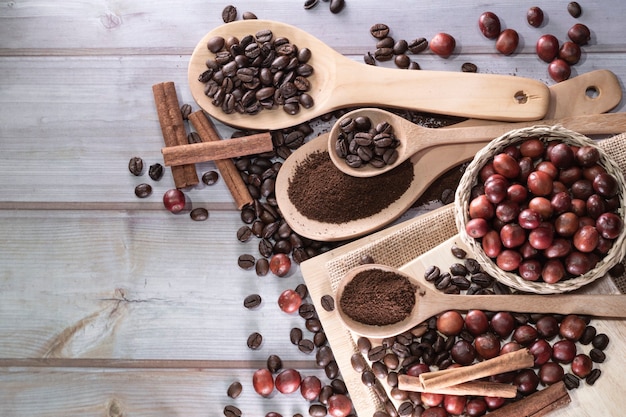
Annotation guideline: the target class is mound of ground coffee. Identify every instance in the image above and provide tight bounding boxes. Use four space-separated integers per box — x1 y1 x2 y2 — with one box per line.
287 150 414 223
339 268 416 326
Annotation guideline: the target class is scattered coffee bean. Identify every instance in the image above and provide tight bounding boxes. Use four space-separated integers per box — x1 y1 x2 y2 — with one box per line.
202 170 219 185
134 183 152 198
180 103 192 120
255 258 269 276
304 0 319 9
221 5 237 23
290 327 303 345
592 333 610 350
243 294 262 309
226 381 242 399
370 23 390 39
237 254 255 270
363 52 376 65
450 245 467 259
187 131 202 144
295 283 309 300
461 62 478 73
589 348 606 363
148 163 164 181
567 1 582 18
242 11 257 20
320 294 335 311
267 354 283 373
223 405 242 417
585 368 601 385
247 331 263 349
236 226 252 242
329 0 345 14
563 372 580 390
424 265 440 282
407 37 428 54
128 156 144 176
580 325 597 345
190 207 209 221
298 338 315 353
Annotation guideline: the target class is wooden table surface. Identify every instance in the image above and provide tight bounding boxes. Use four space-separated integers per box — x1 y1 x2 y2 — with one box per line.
1 1 625 416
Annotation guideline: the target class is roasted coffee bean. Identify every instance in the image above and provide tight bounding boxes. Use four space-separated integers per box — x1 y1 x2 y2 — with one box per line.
364 52 376 65
187 131 202 144
329 0 345 13
148 163 164 181
357 336 372 354
568 1 582 18
589 348 606 363
424 265 440 282
267 354 283 373
243 294 262 309
190 207 208 221
221 5 237 23
226 381 242 399
440 188 455 204
242 11 257 19
295 283 309 299
246 331 263 349
450 245 467 258
202 170 219 185
290 327 303 345
585 368 601 385
237 254 255 270
351 353 367 372
394 54 411 69
223 405 242 417
563 372 580 390
449 263 468 276
134 183 152 198
580 325 597 345
461 62 478 73
592 333 609 350
236 225 252 242
471 272 493 287
372 361 388 379
298 338 315 353
258 238 273 257
450 275 471 290
314 331 327 347
361 370 376 387
309 404 327 417
464 258 481 274
368 345 386 362
325 360 339 379
128 156 144 176
374 47 394 61
370 23 390 39
255 258 269 276
299 303 316 320
240 207 256 224
435 273 451 290
320 294 335 311
408 37 428 54
304 0 319 10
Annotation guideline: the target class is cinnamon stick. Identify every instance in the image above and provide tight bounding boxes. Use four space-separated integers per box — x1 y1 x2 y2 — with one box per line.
397 375 518 398
419 349 535 391
188 110 254 209
486 381 571 417
152 82 199 188
161 132 273 166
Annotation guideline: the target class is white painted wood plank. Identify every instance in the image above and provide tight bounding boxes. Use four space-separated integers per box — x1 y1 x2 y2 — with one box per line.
0 367 331 417
0 210 322 361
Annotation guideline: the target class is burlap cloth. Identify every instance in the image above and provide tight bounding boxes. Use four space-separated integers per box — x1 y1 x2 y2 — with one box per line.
326 133 626 294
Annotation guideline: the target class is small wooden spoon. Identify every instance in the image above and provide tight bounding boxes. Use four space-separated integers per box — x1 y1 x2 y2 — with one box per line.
329 108 626 177
189 20 550 130
336 263 626 339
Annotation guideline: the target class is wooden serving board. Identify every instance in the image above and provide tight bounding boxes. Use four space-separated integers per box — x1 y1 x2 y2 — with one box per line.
300 205 626 417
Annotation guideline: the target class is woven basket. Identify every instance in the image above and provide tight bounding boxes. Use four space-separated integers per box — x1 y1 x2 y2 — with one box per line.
454 125 626 294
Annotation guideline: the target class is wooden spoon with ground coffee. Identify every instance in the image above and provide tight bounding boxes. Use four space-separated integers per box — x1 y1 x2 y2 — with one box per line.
335 263 626 338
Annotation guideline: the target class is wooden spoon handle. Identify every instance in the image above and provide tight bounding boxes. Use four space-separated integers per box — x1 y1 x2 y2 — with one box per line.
447 293 626 318
333 60 550 122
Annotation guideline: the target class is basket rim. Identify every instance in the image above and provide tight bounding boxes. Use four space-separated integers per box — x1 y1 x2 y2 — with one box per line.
454 125 626 294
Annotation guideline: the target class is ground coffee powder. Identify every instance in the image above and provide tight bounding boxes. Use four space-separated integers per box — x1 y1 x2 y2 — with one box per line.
339 268 417 326
287 150 414 223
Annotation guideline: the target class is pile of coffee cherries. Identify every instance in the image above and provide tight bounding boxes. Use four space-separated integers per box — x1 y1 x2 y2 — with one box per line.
464 137 624 284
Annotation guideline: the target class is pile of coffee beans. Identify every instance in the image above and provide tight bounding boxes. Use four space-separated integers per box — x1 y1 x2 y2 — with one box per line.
464 137 624 284
365 23 426 70
303 0 346 14
200 29 315 116
334 115 400 169
477 6 591 82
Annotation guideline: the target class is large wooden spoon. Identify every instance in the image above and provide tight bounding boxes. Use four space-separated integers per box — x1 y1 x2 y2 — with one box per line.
336 263 626 339
329 108 626 177
188 20 550 130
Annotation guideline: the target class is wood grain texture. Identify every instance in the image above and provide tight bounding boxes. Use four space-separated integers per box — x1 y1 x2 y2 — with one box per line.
1 0 626 415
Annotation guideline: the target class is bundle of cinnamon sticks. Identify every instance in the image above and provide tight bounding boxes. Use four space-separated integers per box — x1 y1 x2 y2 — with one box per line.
398 348 571 416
